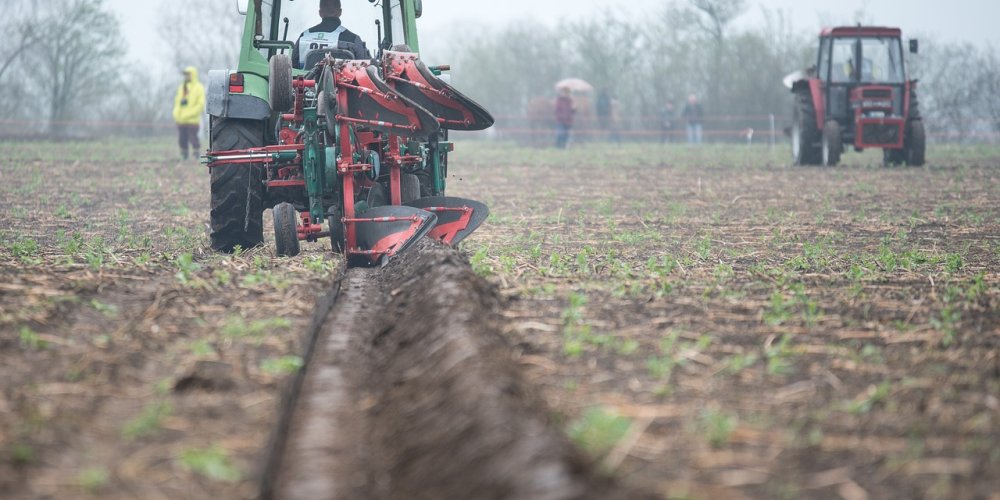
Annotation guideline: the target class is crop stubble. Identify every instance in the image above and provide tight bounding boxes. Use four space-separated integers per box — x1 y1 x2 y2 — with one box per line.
0 140 998 499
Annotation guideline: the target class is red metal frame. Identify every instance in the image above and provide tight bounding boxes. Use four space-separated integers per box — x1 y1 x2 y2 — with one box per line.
383 51 477 128
421 205 473 244
203 54 488 264
297 213 327 241
821 26 902 38
204 144 304 169
850 85 904 149
808 78 826 130
333 59 434 262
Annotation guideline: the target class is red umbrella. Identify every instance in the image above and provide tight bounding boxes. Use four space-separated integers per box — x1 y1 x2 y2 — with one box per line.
554 78 594 93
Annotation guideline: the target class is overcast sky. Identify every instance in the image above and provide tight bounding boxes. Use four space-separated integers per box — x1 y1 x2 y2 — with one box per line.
108 0 999 65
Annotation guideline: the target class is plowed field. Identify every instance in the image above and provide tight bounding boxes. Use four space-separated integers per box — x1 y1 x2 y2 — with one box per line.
1 139 998 499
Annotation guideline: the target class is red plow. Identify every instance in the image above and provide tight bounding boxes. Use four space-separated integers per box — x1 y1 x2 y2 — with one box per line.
205 50 493 266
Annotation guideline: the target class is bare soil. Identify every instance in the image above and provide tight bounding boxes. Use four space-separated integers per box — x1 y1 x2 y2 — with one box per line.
269 240 637 500
0 140 336 498
454 143 1000 499
1 139 998 499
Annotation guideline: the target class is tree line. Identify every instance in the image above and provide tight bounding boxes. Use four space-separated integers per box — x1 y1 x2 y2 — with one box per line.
0 0 996 143
440 0 1000 143
0 0 239 138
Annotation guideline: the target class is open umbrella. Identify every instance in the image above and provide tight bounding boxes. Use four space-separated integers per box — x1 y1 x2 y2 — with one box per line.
554 78 594 93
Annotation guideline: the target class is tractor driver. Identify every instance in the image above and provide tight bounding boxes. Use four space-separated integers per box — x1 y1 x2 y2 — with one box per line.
292 0 369 69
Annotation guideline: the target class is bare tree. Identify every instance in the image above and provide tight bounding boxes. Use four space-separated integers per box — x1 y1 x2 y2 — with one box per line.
911 41 980 141
27 0 125 135
0 9 38 83
689 0 747 44
0 0 40 125
974 47 1000 135
688 0 747 113
567 12 638 91
157 0 244 73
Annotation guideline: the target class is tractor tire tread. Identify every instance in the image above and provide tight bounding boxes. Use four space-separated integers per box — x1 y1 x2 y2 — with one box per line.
273 202 301 257
794 90 822 165
210 117 266 253
906 119 926 167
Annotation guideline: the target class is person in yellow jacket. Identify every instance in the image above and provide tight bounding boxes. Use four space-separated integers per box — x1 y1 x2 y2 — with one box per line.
172 66 206 160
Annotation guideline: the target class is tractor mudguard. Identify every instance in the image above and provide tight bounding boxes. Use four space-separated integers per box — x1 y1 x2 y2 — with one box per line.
406 197 489 246
332 60 440 140
206 69 270 120
352 205 438 266
383 51 495 131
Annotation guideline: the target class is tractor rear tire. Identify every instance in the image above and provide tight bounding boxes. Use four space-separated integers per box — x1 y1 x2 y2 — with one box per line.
906 120 926 167
210 117 266 253
401 174 421 204
822 120 842 166
269 54 294 113
792 92 821 166
273 202 301 257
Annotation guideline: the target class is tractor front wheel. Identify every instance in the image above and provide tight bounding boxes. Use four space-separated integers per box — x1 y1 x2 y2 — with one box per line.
906 120 926 166
401 174 421 204
822 120 842 166
210 118 266 253
792 92 821 166
273 203 301 257
269 55 294 113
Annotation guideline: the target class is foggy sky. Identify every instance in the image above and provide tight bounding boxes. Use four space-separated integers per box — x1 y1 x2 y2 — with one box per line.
108 0 999 67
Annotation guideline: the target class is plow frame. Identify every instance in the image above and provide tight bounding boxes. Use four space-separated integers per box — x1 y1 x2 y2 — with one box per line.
204 50 490 265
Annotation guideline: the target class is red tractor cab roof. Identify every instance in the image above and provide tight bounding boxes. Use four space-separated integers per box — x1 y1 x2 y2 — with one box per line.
821 26 902 38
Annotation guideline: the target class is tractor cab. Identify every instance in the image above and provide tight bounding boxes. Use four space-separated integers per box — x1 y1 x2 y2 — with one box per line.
818 28 908 129
787 26 925 167
242 0 424 75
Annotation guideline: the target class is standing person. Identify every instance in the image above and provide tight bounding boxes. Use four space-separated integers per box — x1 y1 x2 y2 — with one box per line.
608 96 622 144
682 94 704 144
660 100 675 143
172 66 205 161
595 89 612 138
293 0 368 68
554 87 575 149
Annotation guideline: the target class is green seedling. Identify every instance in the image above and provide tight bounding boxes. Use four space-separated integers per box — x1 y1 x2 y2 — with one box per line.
470 246 494 277
190 339 216 358
567 407 631 458
763 292 791 326
90 299 119 318
179 447 241 482
221 316 292 341
76 467 109 492
260 356 305 375
844 381 892 414
122 401 173 440
174 253 201 285
765 334 794 375
19 326 47 350
698 409 737 448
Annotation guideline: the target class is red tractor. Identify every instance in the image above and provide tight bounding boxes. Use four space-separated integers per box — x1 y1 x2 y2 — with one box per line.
787 26 925 166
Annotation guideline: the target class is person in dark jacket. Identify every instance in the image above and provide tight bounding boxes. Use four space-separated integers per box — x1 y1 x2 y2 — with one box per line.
292 0 368 69
660 100 675 144
554 87 576 149
681 94 704 144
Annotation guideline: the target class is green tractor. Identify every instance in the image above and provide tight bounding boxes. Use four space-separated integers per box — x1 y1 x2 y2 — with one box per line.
203 0 493 265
